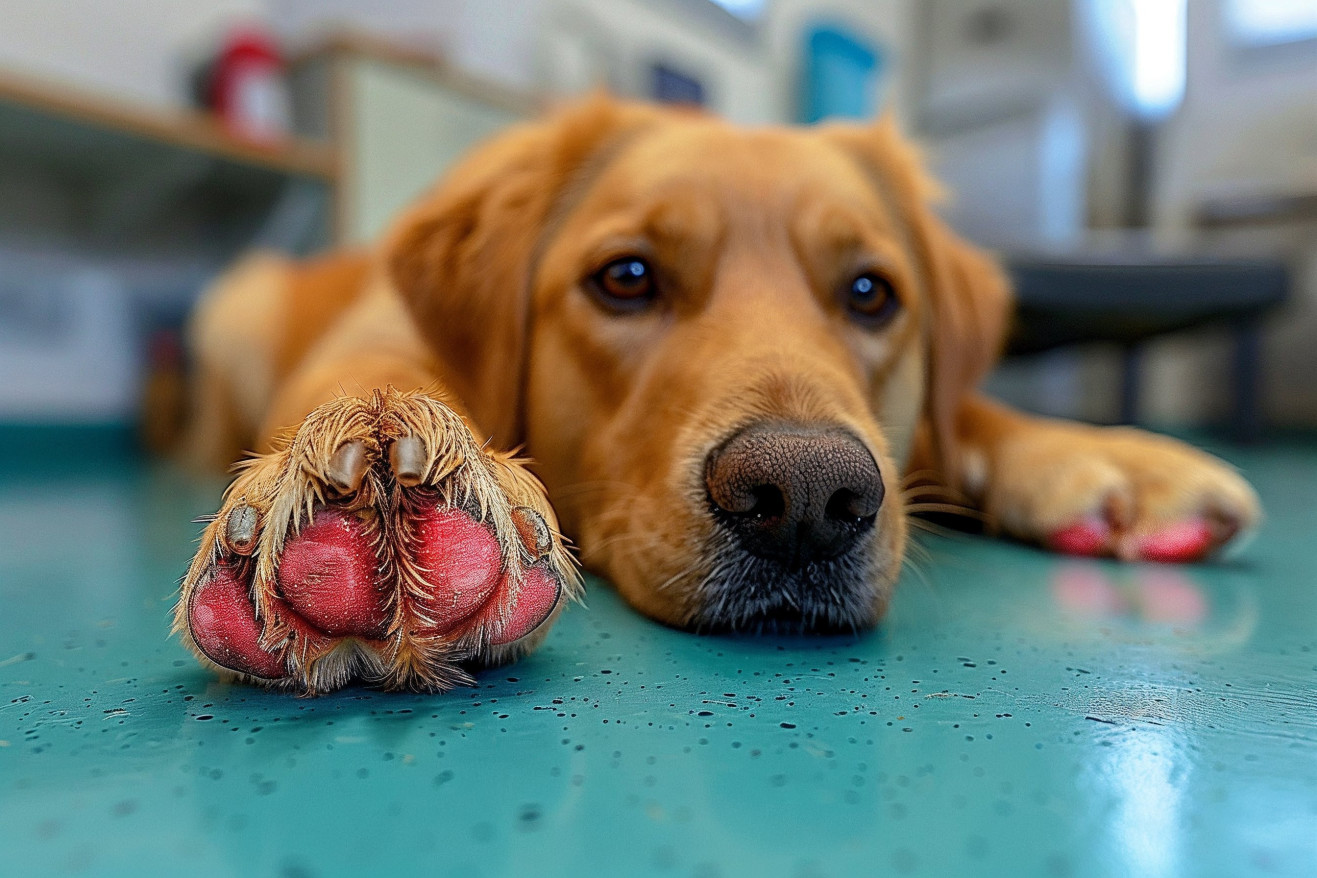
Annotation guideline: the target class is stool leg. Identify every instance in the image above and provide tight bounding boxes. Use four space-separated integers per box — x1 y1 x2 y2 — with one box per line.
1233 322 1263 443
1119 345 1142 425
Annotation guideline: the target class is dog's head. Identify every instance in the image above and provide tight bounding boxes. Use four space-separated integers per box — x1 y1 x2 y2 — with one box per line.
388 95 1010 633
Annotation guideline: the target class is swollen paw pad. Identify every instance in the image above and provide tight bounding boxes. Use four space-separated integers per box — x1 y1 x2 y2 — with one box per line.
410 505 562 643
489 565 562 646
1047 518 1111 557
188 564 288 680
1133 519 1215 563
412 506 505 633
277 507 389 638
175 386 575 693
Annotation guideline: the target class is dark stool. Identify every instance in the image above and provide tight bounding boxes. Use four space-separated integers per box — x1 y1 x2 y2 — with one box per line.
1006 257 1288 441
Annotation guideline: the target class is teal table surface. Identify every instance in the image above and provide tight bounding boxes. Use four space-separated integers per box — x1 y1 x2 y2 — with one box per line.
1 436 1315 878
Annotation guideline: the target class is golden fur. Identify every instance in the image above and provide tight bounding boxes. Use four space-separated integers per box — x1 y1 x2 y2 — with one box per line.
177 95 1259 683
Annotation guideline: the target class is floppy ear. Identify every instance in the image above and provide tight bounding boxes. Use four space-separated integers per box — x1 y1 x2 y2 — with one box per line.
916 215 1012 473
385 95 660 446
821 116 1012 477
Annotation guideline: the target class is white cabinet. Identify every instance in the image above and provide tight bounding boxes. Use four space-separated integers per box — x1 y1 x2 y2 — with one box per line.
292 37 535 244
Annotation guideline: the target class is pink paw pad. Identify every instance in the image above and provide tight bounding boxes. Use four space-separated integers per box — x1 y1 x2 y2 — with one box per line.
277 507 389 637
413 507 504 632
412 506 562 644
1133 519 1214 563
1047 517 1111 557
188 502 564 683
489 565 562 645
188 565 287 680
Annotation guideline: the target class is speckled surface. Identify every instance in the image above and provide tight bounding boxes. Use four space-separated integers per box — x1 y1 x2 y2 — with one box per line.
2 435 1316 878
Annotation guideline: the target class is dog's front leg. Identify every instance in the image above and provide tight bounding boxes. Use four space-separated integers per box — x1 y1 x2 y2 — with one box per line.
942 394 1261 562
175 336 578 694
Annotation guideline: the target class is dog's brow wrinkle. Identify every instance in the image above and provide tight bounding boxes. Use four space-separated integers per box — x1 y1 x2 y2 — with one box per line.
530 123 658 271
828 148 925 296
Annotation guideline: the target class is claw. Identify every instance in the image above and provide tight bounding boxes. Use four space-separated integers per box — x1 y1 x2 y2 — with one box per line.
390 435 426 487
508 505 550 560
325 440 370 496
510 506 552 562
224 504 259 555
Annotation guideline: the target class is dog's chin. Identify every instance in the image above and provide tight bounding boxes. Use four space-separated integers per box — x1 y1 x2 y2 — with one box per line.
686 538 890 636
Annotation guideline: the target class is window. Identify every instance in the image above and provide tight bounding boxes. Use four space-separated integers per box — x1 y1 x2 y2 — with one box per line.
1226 0 1317 47
1083 0 1187 120
708 0 766 23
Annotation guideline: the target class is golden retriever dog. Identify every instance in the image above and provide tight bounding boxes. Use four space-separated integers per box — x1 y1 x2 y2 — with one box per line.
174 95 1260 694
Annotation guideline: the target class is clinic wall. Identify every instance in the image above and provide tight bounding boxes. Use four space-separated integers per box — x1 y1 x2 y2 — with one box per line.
1145 0 1317 427
0 0 266 107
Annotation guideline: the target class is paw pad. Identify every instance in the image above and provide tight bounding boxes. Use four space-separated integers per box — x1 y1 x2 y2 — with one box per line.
1047 518 1110 557
1048 516 1231 564
188 564 288 680
276 507 389 638
1132 519 1214 564
175 388 576 694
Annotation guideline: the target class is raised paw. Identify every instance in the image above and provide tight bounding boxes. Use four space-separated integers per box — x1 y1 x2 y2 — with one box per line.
174 388 578 694
983 424 1261 563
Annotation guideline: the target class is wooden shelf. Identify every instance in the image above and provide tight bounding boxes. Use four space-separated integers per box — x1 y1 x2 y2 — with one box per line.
291 30 542 119
0 69 338 180
0 67 338 263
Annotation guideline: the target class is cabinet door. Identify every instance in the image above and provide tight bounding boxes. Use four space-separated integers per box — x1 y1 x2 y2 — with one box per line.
346 58 523 243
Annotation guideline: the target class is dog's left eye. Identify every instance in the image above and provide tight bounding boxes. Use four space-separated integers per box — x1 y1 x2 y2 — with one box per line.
844 272 900 327
590 257 656 310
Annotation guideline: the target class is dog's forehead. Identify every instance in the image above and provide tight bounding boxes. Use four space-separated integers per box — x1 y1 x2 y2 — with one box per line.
595 119 886 213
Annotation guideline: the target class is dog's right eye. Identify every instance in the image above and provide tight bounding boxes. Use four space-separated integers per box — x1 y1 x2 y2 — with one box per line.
844 271 900 328
590 258 656 311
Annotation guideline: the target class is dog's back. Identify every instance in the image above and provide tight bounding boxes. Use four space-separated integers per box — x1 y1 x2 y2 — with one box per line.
176 248 371 468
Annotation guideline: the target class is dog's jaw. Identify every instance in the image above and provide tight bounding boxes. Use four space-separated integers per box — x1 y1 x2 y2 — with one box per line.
562 440 907 635
686 531 899 635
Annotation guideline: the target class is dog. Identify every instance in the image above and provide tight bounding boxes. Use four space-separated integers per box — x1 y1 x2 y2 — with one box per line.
173 95 1260 694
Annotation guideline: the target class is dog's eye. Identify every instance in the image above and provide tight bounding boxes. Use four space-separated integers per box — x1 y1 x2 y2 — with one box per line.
845 272 900 327
591 257 656 310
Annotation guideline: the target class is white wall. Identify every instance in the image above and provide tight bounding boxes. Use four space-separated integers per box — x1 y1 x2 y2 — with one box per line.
531 0 776 123
0 0 913 123
268 0 460 48
491 0 913 126
0 0 916 425
1143 0 1317 427
0 0 266 107
1156 2 1317 233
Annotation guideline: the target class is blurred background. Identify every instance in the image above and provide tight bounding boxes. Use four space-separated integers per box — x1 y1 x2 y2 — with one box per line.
0 0 1313 446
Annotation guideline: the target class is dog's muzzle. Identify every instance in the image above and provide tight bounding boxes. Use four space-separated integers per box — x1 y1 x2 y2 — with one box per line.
693 421 887 632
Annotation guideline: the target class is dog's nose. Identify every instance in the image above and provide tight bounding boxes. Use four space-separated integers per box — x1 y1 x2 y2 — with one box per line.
705 423 884 566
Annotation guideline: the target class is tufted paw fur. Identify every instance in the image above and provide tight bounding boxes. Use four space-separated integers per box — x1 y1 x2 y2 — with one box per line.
174 387 578 695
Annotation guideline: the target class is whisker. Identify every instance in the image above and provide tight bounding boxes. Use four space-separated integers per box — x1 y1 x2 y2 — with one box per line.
653 560 702 594
900 468 945 489
904 503 990 525
552 479 641 499
901 473 975 505
906 515 991 547
584 530 660 555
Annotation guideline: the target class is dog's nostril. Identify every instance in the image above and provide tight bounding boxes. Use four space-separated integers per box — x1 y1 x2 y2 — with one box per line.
825 487 876 524
746 485 786 520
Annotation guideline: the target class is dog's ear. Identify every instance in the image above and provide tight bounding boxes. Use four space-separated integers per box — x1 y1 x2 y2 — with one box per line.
821 116 1012 477
385 95 659 445
915 215 1012 473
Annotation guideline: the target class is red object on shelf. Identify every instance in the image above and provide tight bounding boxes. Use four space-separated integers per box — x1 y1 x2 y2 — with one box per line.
208 25 291 144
